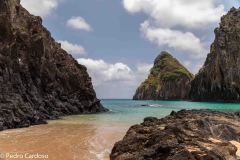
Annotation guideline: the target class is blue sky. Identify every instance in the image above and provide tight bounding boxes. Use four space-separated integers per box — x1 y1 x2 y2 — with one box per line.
21 0 239 99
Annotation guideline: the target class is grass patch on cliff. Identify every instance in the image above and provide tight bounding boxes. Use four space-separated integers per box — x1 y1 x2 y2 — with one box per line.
162 72 179 81
150 81 158 90
162 67 192 81
150 58 170 77
150 69 159 77
173 68 188 74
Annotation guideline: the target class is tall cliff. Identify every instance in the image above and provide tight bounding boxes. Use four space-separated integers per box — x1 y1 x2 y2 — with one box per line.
189 7 240 102
133 51 194 100
0 0 107 130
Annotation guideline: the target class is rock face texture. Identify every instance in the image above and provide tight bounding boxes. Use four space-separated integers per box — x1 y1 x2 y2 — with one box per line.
189 7 240 102
0 0 107 130
133 51 194 100
111 109 240 160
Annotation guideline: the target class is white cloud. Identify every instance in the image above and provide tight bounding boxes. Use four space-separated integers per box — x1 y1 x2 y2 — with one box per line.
58 40 87 56
122 0 226 28
67 17 92 31
140 21 208 58
77 58 152 86
21 0 62 18
77 58 132 85
125 63 153 86
136 63 152 74
122 0 226 60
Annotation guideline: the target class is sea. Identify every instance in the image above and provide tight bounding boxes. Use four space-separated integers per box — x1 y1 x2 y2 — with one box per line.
0 99 240 160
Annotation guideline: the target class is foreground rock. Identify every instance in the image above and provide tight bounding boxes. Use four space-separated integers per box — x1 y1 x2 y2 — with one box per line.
0 0 108 130
111 109 240 160
189 7 240 102
133 51 194 100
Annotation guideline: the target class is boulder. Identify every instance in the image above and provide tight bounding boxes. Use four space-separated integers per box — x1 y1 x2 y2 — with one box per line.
111 109 240 160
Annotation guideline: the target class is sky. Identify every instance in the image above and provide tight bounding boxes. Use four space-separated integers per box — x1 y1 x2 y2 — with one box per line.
20 0 240 99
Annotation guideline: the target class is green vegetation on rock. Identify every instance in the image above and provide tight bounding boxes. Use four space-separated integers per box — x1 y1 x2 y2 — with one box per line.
21 26 26 31
10 1 14 8
149 51 193 82
211 43 215 52
135 51 194 97
162 72 179 81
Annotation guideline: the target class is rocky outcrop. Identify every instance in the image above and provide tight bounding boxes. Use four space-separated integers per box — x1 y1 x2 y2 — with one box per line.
0 0 108 130
111 109 240 160
189 7 240 102
133 51 194 100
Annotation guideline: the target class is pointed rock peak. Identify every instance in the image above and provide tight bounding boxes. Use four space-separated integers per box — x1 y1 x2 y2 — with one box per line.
150 51 193 80
154 51 173 65
133 51 193 100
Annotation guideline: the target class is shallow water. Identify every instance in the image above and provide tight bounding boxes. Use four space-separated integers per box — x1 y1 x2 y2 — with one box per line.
0 99 240 160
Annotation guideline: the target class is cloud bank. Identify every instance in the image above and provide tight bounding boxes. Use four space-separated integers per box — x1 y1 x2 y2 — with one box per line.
122 0 226 59
123 0 225 28
77 58 152 86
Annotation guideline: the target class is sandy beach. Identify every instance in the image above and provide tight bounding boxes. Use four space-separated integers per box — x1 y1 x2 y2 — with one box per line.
0 119 130 160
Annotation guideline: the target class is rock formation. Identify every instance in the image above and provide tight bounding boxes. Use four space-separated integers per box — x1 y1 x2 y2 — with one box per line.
133 51 194 100
189 7 240 102
0 0 108 130
111 109 240 160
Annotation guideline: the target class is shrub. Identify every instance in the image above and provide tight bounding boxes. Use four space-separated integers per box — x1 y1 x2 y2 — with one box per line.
150 81 158 90
163 72 178 81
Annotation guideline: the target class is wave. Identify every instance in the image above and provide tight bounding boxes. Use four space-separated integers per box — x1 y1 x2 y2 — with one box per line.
149 104 163 108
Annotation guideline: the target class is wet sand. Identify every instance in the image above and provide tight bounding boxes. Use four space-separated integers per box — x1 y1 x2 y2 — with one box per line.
0 119 130 160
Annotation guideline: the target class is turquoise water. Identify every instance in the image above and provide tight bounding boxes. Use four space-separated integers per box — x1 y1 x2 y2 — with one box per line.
62 99 240 125
1 99 240 160
101 99 240 123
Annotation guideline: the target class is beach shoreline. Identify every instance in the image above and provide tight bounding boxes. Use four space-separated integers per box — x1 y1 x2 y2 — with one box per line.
0 118 130 160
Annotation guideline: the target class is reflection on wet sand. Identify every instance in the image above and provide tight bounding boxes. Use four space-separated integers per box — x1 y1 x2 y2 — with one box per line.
0 119 130 160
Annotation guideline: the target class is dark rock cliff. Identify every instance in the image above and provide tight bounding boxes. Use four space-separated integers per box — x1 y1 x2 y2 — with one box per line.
111 109 240 160
133 51 194 100
189 7 240 102
0 0 108 130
